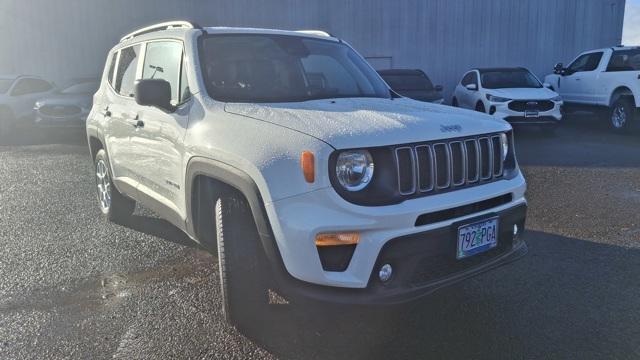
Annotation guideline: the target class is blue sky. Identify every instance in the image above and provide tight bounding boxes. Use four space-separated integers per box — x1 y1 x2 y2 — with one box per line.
623 0 640 44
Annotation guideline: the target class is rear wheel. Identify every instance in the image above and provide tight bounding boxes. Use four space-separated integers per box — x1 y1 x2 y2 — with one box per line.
94 149 135 223
452 98 459 107
216 195 268 326
609 98 633 131
475 101 486 113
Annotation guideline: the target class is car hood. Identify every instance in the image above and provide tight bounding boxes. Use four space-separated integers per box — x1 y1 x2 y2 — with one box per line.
36 93 92 108
486 87 557 100
224 97 510 149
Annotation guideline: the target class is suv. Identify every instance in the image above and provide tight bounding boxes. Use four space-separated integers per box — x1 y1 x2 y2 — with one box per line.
544 46 640 130
87 21 528 325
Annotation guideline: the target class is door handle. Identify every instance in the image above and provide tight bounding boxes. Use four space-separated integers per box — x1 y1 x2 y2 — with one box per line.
133 120 144 129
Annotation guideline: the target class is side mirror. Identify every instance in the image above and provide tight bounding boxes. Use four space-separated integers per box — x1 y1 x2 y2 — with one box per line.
465 84 478 91
434 85 444 92
543 83 552 89
553 63 564 75
135 79 175 112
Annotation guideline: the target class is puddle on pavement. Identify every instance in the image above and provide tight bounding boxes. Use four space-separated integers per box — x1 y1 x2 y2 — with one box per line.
0 248 214 313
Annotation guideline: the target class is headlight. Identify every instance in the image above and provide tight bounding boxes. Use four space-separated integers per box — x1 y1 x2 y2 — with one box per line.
551 96 563 102
335 150 374 191
500 133 509 161
486 94 511 103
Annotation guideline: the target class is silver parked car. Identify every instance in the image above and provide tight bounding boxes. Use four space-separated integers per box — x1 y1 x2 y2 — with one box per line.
34 79 99 128
0 75 56 140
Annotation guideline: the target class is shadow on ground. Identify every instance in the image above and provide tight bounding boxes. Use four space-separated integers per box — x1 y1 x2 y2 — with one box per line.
227 230 640 360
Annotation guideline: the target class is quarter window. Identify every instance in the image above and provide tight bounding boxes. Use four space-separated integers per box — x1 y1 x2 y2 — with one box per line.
11 78 53 96
115 45 141 97
142 41 183 105
107 52 118 88
567 52 603 73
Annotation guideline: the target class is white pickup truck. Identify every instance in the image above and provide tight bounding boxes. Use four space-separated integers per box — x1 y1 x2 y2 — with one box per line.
544 46 640 130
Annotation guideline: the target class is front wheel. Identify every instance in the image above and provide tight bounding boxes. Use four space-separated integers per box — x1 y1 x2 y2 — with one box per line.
452 98 459 107
94 149 135 223
475 101 486 113
216 196 268 326
609 98 633 131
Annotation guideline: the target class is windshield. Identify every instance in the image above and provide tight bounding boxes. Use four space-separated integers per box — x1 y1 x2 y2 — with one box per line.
480 69 542 89
61 81 98 94
381 73 434 91
0 79 14 93
200 34 390 103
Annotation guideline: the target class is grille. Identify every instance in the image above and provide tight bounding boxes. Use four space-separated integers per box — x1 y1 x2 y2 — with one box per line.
508 100 554 112
395 134 505 196
39 105 82 117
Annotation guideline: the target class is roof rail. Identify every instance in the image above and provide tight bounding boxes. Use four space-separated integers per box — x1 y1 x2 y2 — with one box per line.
296 30 334 38
120 21 201 42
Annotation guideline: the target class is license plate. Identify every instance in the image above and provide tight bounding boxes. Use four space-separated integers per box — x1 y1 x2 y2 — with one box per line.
525 110 539 118
456 218 499 259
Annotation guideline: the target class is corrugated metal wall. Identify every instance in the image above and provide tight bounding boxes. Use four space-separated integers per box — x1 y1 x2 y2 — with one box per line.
0 0 625 101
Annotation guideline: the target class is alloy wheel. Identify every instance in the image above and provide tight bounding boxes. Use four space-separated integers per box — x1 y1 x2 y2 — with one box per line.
611 104 627 129
96 159 111 212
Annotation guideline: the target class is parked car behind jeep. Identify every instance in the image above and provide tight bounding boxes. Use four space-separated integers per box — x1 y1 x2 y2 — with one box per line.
544 46 640 131
0 75 56 141
34 78 98 128
87 22 528 328
378 69 444 104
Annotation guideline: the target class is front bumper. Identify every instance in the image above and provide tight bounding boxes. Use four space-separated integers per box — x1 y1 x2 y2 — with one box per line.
263 172 527 304
34 112 87 128
490 101 562 125
269 202 527 305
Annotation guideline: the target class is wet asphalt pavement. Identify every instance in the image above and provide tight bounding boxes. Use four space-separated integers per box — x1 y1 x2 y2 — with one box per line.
0 115 639 359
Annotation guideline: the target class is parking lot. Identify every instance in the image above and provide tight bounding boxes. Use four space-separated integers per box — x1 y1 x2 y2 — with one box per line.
0 115 639 359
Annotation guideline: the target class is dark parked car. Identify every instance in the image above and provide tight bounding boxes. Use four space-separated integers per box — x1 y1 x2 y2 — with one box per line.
378 69 444 104
34 78 99 128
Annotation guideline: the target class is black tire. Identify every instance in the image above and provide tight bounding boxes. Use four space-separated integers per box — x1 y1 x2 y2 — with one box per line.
216 196 268 326
452 98 459 107
475 101 486 113
0 108 15 144
94 149 135 223
609 97 633 131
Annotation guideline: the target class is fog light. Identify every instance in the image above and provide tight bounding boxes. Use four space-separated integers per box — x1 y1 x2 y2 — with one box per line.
378 264 393 283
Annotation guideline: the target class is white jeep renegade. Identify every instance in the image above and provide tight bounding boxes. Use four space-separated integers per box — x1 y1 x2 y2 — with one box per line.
87 21 528 325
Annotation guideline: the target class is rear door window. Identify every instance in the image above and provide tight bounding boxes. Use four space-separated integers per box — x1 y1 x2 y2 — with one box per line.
607 49 640 72
142 41 183 105
114 45 141 98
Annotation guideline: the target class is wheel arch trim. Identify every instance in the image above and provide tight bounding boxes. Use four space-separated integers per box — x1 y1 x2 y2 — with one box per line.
185 156 295 283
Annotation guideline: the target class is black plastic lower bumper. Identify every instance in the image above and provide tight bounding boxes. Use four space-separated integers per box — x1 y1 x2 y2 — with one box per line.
274 203 528 305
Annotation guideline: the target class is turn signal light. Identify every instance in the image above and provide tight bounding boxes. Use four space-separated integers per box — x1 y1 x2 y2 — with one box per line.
315 232 360 247
301 151 315 183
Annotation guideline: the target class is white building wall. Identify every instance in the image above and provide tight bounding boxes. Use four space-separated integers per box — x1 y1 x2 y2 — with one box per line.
0 0 625 100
